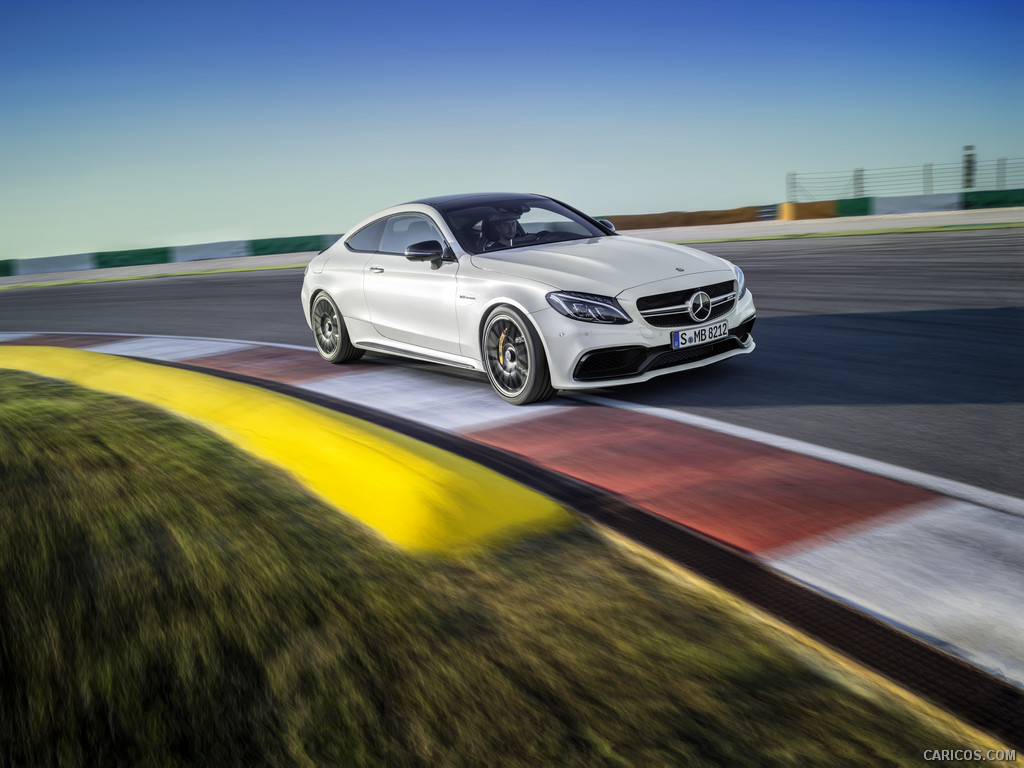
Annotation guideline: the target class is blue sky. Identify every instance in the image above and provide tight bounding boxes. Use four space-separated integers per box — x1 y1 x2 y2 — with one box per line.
1 0 1021 259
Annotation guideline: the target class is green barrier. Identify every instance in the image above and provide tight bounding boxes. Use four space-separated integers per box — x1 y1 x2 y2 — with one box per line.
0 260 12 278
963 189 1024 209
250 235 326 256
320 233 344 250
94 248 172 269
836 197 872 217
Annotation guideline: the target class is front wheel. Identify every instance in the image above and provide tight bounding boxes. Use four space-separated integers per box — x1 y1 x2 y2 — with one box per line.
311 292 364 363
481 306 556 405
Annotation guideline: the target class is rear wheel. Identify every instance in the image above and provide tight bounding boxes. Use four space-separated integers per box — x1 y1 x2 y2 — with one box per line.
311 292 363 363
482 306 556 405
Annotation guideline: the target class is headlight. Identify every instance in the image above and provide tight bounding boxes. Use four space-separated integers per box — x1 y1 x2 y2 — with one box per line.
546 291 632 324
732 264 746 298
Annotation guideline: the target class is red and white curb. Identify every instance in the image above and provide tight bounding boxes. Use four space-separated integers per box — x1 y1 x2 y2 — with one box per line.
3 331 1022 688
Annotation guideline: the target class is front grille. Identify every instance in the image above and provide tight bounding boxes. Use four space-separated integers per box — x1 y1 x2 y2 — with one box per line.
647 338 743 371
573 322 752 382
636 279 736 328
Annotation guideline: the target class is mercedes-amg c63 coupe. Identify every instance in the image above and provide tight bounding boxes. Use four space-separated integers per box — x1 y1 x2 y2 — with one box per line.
301 193 756 404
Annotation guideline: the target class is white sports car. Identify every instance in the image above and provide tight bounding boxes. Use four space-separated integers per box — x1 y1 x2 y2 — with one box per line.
301 193 756 404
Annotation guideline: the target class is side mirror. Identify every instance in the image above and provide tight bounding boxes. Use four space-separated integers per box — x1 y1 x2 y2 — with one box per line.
404 240 445 261
597 219 616 233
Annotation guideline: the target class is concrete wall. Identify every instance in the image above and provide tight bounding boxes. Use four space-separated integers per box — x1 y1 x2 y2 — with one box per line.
171 241 251 263
12 252 94 275
871 193 962 215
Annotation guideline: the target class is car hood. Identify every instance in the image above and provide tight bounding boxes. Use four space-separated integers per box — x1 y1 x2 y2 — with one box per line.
469 235 731 296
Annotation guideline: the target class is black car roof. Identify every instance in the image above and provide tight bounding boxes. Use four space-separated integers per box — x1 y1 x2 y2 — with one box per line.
406 192 549 209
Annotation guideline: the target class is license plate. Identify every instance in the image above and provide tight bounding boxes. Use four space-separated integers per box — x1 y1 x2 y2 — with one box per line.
671 321 728 349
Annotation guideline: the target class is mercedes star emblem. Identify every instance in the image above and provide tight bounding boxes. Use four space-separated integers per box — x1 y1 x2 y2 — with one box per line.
688 291 713 322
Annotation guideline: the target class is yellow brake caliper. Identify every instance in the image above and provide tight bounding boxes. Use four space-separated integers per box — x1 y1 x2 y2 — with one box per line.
497 328 507 363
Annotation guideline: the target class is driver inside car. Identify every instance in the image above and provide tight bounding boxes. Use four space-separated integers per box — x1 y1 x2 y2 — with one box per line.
481 211 521 250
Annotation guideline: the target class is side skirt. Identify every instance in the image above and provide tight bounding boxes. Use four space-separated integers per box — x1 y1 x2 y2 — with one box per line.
357 341 482 371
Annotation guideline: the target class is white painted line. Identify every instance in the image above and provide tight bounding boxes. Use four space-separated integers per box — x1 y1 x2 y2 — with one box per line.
86 338 251 362
570 394 1024 518
0 332 38 342
300 368 568 432
770 499 1024 687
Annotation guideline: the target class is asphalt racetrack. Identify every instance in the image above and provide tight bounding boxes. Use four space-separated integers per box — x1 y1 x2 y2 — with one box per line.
2 228 1020 500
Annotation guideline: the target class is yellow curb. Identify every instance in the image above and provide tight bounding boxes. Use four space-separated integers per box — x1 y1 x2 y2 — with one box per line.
0 347 575 553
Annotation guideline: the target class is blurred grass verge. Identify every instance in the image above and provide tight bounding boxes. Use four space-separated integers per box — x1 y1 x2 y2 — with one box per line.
0 370 1008 766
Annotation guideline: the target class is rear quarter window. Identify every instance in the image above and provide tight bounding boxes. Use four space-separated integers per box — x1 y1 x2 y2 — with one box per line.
344 219 386 252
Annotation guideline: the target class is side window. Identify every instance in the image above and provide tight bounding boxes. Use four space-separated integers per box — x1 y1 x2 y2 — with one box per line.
380 215 444 255
345 218 387 252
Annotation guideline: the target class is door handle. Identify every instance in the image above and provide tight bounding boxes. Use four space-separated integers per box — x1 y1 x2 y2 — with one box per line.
368 266 384 273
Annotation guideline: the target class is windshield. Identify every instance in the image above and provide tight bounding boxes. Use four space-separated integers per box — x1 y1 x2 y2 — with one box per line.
433 196 609 255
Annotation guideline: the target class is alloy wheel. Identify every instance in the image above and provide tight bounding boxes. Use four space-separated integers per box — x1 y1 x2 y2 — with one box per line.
484 313 530 398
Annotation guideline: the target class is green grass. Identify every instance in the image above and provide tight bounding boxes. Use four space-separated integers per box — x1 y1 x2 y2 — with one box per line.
0 371 1000 766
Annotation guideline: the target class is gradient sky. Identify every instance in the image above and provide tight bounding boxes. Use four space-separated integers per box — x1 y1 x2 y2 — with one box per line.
2 0 1021 259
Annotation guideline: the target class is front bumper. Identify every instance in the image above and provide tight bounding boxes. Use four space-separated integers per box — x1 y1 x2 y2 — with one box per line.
532 290 757 390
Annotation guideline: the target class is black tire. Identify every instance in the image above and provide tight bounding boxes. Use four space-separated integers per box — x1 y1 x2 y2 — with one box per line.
311 292 364 363
481 306 556 405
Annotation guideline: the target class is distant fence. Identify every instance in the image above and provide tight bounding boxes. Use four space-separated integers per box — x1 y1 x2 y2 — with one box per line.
786 158 1024 203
